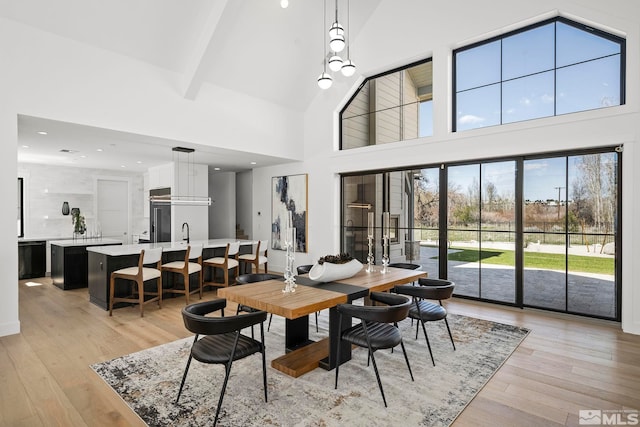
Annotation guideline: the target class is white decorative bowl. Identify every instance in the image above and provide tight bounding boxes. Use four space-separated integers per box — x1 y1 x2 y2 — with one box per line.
308 259 363 283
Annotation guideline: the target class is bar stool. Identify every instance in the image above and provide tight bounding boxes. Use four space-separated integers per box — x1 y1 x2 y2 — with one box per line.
203 241 240 289
161 244 203 304
109 247 163 317
238 239 268 274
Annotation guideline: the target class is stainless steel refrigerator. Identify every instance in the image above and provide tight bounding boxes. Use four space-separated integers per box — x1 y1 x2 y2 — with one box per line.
149 188 171 242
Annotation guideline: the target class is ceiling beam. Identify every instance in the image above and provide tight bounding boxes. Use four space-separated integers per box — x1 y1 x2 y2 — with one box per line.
181 0 229 100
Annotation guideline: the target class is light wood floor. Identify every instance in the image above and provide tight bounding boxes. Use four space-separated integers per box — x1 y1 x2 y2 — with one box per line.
2 278 640 426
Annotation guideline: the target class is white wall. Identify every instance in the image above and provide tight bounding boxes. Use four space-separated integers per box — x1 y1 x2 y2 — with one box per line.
209 171 236 238
252 0 640 335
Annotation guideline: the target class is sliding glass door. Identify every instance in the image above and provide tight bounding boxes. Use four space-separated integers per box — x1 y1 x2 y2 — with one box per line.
341 147 620 320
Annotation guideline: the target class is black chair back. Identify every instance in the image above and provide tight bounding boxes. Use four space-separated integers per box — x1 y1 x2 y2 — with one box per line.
388 262 421 270
235 273 282 284
337 292 410 323
395 283 454 301
182 301 267 336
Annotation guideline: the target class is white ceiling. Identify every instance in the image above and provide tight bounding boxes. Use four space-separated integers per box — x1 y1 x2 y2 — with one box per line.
3 0 382 172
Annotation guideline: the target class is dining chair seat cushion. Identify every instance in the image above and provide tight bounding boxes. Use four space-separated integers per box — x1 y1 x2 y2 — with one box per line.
238 254 268 264
191 333 263 364
409 300 447 321
113 266 162 281
341 321 402 350
162 261 202 274
204 257 239 269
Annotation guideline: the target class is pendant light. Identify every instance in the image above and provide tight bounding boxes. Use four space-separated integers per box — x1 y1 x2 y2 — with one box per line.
329 0 345 52
341 0 356 77
317 0 333 89
328 54 343 72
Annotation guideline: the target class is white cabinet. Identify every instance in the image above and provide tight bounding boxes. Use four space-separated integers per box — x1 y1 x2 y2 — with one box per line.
148 163 173 190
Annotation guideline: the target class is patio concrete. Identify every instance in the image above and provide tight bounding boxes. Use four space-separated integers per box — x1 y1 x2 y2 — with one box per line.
405 244 616 319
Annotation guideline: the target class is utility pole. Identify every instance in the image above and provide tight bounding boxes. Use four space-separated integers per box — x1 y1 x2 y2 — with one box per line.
554 186 565 219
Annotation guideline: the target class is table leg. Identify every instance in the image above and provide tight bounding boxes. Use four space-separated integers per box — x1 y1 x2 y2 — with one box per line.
284 315 312 351
319 306 352 370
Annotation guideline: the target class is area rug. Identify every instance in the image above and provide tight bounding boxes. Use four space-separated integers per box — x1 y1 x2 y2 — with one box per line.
91 313 529 427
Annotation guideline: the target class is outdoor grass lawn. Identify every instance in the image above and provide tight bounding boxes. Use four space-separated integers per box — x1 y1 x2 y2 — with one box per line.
443 247 614 275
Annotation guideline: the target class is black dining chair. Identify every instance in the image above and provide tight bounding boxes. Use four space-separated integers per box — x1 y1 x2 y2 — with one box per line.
296 264 320 332
334 292 414 407
235 273 282 332
394 278 456 366
176 299 268 427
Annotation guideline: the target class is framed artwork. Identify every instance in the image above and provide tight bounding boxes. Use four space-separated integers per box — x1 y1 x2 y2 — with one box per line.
272 174 308 252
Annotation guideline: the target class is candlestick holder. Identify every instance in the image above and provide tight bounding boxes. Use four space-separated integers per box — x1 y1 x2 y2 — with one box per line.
283 227 297 293
381 235 390 274
366 235 376 273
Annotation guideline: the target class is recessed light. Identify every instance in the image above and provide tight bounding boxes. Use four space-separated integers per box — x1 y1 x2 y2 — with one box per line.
22 145 30 149
37 131 47 135
96 148 103 152
250 161 257 165
214 167 221 171
80 155 87 158
136 160 143 164
120 165 126 168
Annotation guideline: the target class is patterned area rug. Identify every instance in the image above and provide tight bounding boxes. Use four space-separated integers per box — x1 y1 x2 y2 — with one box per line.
92 313 529 426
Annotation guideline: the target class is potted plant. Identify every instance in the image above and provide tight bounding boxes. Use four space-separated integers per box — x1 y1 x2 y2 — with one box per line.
72 208 86 237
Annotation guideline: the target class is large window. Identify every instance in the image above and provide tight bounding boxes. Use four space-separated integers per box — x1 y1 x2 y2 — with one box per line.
341 147 621 321
454 17 625 132
341 59 433 150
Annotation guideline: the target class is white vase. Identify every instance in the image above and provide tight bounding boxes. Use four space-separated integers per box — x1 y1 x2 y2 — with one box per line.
308 259 363 283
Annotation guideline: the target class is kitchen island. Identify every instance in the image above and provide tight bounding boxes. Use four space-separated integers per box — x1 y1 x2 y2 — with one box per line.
86 239 255 310
50 238 123 290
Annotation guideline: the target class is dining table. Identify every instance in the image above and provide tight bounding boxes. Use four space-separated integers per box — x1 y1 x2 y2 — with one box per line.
217 266 426 377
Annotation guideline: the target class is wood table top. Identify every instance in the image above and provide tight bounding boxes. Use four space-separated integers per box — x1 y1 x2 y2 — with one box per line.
217 266 426 319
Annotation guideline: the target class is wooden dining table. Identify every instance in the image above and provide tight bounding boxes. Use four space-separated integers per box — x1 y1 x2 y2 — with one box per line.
217 266 426 377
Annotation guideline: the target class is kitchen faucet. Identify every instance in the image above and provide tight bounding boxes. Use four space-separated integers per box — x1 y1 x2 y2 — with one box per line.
182 222 190 244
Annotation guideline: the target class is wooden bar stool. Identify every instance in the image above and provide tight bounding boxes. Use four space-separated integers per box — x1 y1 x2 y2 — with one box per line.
109 247 163 317
203 241 240 289
161 244 203 304
239 239 268 274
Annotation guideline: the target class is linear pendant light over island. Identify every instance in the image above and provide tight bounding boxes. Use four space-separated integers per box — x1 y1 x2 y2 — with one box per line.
148 146 212 206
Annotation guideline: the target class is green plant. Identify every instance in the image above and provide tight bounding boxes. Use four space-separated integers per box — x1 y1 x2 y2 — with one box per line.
72 210 86 234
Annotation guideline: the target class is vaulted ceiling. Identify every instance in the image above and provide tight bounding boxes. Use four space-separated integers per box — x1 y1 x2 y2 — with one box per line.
3 0 382 171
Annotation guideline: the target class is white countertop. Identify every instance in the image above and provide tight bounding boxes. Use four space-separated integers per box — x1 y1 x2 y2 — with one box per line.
49 238 123 247
86 239 256 256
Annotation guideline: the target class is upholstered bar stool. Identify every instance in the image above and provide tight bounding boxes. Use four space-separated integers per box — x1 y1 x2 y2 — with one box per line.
203 241 240 289
109 247 163 317
161 244 203 304
239 239 268 274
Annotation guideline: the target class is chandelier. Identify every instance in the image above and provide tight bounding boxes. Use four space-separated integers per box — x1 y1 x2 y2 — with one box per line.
317 0 356 89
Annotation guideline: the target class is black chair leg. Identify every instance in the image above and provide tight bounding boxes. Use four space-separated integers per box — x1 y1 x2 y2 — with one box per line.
267 314 273 331
315 311 319 332
176 354 193 403
334 316 343 390
214 360 234 427
399 339 414 381
419 320 436 366
368 349 388 407
261 325 268 402
444 317 456 350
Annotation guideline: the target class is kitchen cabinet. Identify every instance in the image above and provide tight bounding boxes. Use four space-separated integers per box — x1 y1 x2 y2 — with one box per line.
18 240 46 279
50 238 122 290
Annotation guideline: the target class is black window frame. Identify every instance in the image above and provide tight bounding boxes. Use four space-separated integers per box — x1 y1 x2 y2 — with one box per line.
452 16 626 132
